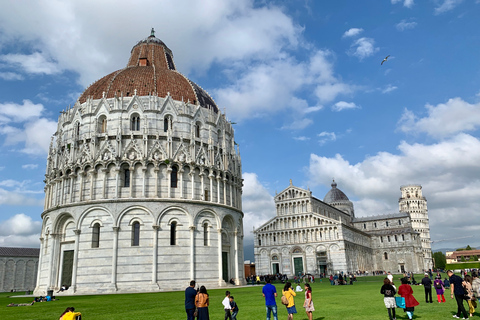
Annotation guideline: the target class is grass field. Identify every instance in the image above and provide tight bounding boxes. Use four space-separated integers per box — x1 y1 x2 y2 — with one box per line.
0 274 476 320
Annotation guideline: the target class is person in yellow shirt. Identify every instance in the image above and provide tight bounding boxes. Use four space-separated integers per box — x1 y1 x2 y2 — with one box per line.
282 282 297 320
59 307 81 320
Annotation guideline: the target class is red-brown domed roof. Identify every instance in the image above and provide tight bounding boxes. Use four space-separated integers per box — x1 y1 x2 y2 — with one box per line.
78 30 218 112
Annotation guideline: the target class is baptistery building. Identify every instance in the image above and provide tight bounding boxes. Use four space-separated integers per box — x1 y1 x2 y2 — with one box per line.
34 30 244 295
253 181 431 276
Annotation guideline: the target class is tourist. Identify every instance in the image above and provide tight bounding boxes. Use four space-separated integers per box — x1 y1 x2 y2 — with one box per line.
282 281 297 320
329 274 334 285
295 283 303 292
421 273 433 303
195 285 210 320
398 277 419 320
229 295 239 320
303 283 314 320
185 280 197 320
60 307 82 320
380 277 396 320
222 290 232 320
464 275 476 317
433 276 446 303
447 270 469 319
472 273 480 302
444 277 450 288
262 278 278 320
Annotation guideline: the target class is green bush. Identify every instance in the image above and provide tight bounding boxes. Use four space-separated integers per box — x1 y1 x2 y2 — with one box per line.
446 262 480 269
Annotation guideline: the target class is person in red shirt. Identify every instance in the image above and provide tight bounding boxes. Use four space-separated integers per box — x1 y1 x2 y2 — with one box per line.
398 277 419 320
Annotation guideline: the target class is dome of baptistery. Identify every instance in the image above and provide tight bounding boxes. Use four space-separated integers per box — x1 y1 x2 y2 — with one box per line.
35 30 244 296
323 180 354 217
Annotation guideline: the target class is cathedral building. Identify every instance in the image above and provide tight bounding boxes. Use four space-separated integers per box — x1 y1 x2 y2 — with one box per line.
253 180 431 276
34 30 244 295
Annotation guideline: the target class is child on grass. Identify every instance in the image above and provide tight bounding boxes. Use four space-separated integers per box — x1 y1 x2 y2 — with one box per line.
229 295 239 320
380 277 396 320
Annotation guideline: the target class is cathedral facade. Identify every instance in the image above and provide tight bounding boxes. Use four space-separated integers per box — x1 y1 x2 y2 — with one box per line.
34 31 244 295
253 181 431 276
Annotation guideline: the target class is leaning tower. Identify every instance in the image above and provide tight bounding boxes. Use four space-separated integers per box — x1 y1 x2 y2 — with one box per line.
34 30 244 295
399 185 432 270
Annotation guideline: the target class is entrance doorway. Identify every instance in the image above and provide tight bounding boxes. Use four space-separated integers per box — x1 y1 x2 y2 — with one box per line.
61 250 74 287
272 263 279 274
293 257 303 276
400 264 405 273
222 252 229 282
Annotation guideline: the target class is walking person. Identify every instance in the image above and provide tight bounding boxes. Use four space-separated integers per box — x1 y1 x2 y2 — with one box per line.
262 278 278 320
380 277 396 320
303 283 314 320
421 273 433 303
447 270 469 319
282 281 297 320
398 277 419 320
433 276 446 303
464 274 476 317
185 280 197 320
195 285 210 320
473 273 480 303
229 295 239 320
222 291 232 320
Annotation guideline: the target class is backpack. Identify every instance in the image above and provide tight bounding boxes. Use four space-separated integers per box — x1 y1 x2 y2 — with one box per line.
281 294 289 305
435 281 442 289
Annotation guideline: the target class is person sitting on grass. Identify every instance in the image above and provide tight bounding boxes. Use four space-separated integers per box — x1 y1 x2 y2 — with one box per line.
59 306 81 320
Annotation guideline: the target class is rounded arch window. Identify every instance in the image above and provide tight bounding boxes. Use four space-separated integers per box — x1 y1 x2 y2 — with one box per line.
92 223 100 248
170 221 177 245
195 121 201 138
130 113 140 131
131 221 140 246
98 115 107 133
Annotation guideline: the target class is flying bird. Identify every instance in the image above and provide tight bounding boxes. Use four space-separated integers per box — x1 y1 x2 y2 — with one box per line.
381 55 390 65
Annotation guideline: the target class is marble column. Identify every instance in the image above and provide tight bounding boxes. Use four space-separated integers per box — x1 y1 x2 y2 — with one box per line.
234 230 239 283
111 227 119 290
152 225 159 284
217 228 223 284
189 226 196 280
71 230 81 292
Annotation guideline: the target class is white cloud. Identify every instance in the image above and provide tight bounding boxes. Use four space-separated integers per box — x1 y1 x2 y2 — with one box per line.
0 100 44 123
0 213 41 247
349 37 379 60
398 98 480 138
0 187 43 206
396 20 418 31
293 136 310 141
0 0 301 87
342 28 363 38
434 0 463 15
306 132 480 248
0 72 24 80
382 84 398 93
22 164 38 170
391 0 415 8
318 131 336 145
242 172 275 241
215 49 352 123
332 101 359 112
0 100 57 155
0 52 61 75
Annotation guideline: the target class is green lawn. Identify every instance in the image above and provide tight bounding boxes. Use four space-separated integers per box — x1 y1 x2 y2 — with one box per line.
0 274 475 320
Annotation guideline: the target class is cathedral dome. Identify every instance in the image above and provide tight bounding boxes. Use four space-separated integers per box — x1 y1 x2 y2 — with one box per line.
323 180 349 203
78 29 218 112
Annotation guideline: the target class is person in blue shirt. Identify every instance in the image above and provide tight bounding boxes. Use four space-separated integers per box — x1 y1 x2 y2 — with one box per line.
262 278 278 320
185 280 197 320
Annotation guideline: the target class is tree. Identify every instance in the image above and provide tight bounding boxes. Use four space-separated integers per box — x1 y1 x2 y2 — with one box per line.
471 255 478 261
466 245 472 250
433 251 446 270
461 255 467 262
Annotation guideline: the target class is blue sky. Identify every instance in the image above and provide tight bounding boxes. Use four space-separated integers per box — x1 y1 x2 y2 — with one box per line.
0 0 479 255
